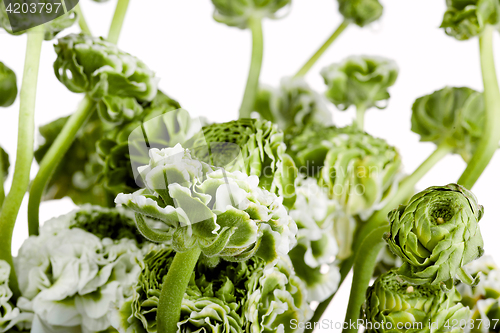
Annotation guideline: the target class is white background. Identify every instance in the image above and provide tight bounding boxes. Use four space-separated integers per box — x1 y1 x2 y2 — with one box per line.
1 0 499 331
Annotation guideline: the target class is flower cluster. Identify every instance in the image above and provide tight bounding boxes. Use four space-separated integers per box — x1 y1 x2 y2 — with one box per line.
111 247 311 333
116 144 297 266
14 206 150 333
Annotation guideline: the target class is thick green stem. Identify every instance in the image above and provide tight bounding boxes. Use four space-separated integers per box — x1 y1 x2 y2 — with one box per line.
458 25 500 190
157 247 202 333
239 16 263 119
355 104 366 130
294 20 349 78
0 151 5 210
306 142 452 330
107 0 130 45
0 25 44 301
74 3 92 35
342 226 386 333
27 96 95 236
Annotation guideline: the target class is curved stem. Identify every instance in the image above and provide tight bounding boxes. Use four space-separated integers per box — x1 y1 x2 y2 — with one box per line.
294 20 349 78
458 25 500 190
355 104 366 130
74 3 92 35
157 247 202 333
107 0 131 45
0 25 44 301
239 16 263 119
306 142 452 329
27 96 95 236
342 226 386 333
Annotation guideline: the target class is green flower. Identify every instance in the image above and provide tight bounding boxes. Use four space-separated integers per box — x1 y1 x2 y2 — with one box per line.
457 256 500 332
111 247 311 333
337 0 383 27
97 92 184 195
211 0 291 29
364 270 470 333
116 144 297 266
15 206 150 333
0 260 32 332
288 124 401 218
0 2 77 40
321 55 398 112
54 33 158 101
0 61 17 107
441 0 500 40
34 111 110 206
188 118 297 208
287 177 341 302
385 184 484 286
411 87 485 162
254 77 332 132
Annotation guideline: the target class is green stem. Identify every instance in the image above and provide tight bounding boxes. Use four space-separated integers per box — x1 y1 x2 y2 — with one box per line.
355 104 366 130
294 20 349 78
157 247 202 333
306 142 452 330
107 0 131 45
342 226 387 333
74 3 92 35
239 16 263 119
27 96 95 236
0 151 5 210
0 25 44 301
458 25 500 190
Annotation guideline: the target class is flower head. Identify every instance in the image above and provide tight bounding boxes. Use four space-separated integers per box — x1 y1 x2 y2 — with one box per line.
364 270 470 333
337 0 383 27
385 184 484 285
254 77 332 132
15 206 149 333
211 0 291 29
111 247 311 333
441 0 500 40
116 144 297 266
321 55 398 112
411 87 485 162
0 61 17 108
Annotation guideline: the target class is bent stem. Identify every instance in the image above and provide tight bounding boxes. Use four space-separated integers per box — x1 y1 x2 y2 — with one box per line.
306 142 452 329
157 247 202 333
458 25 500 190
74 3 91 35
108 0 131 44
27 96 95 236
239 16 263 119
355 104 366 130
342 226 386 333
0 25 44 301
294 20 349 78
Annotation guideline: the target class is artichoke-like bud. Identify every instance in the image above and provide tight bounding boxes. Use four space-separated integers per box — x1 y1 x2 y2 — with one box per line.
287 177 341 302
0 61 17 107
112 247 311 333
188 118 297 207
411 87 485 162
35 111 110 205
97 92 183 195
54 33 158 101
15 207 149 333
321 55 398 112
0 260 33 332
0 2 77 40
337 0 383 27
211 0 291 29
288 124 401 218
441 0 500 40
116 144 297 266
254 77 332 132
385 184 484 286
364 270 470 333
